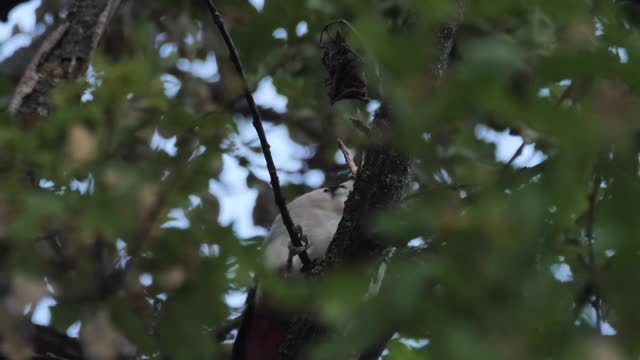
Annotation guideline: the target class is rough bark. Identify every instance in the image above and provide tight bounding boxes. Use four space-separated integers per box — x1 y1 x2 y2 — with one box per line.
9 0 120 125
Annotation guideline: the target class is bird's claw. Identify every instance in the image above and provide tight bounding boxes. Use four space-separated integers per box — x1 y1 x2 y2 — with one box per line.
285 226 311 273
287 237 310 255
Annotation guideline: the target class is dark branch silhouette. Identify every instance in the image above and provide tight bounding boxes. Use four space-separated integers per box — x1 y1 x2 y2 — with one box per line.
204 0 312 268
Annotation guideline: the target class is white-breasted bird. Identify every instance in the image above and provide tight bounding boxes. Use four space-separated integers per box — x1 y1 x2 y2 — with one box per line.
263 179 354 273
233 179 354 360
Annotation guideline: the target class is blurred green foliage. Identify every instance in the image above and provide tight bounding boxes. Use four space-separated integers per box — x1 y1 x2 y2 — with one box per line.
1 0 640 358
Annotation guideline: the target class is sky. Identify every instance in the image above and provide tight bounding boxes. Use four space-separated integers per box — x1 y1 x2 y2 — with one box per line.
1 0 615 339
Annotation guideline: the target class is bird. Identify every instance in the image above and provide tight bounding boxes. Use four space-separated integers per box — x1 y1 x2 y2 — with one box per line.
232 179 354 360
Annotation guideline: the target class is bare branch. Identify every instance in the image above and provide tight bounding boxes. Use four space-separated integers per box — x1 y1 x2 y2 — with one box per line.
10 0 118 122
506 141 526 168
338 139 358 177
9 22 69 114
90 0 122 60
204 0 311 267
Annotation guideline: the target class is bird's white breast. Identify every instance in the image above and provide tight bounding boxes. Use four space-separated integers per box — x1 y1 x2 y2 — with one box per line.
263 180 353 273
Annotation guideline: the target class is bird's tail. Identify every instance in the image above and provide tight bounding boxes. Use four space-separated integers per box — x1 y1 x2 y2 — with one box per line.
232 288 290 360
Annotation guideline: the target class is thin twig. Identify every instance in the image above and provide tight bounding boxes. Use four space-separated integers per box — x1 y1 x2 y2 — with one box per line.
338 139 358 178
9 22 69 114
216 316 242 342
505 141 526 168
204 0 311 267
585 172 602 335
89 0 121 60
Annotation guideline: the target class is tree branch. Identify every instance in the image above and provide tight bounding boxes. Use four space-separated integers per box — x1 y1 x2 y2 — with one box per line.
10 0 120 123
204 0 312 268
337 139 358 178
506 141 526 168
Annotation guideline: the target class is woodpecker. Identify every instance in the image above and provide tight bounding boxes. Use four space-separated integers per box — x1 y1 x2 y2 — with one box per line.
232 180 354 360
